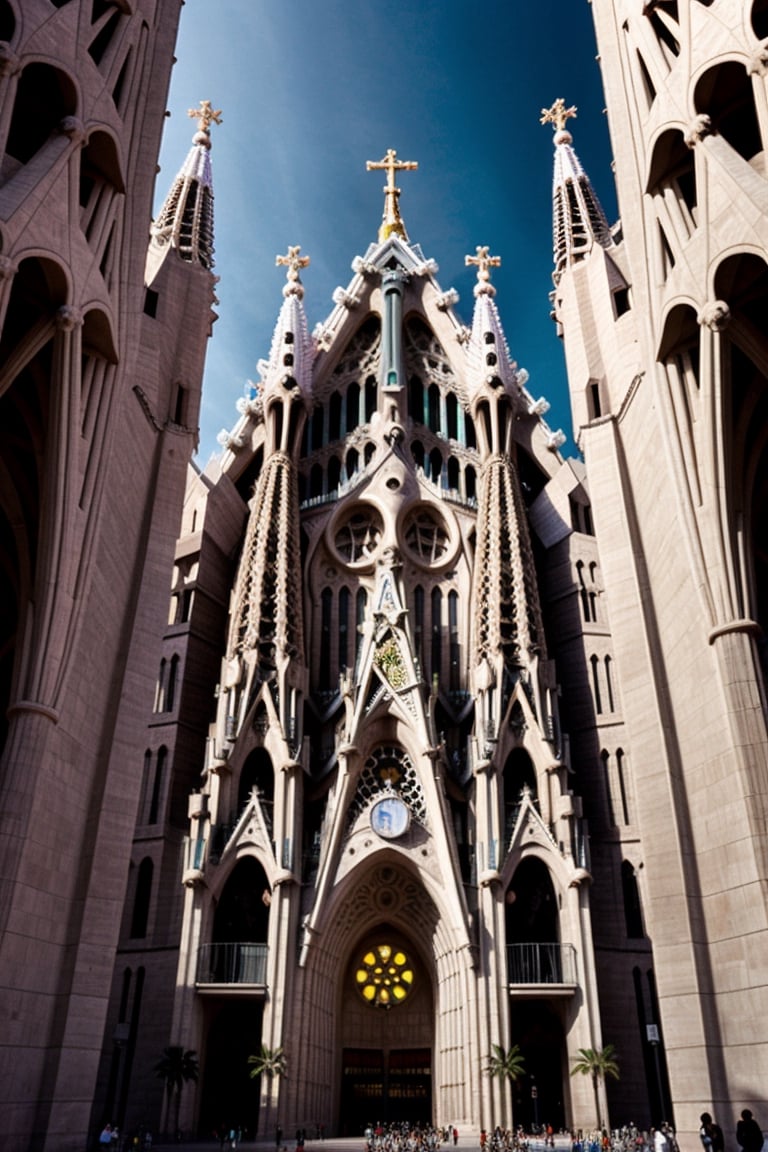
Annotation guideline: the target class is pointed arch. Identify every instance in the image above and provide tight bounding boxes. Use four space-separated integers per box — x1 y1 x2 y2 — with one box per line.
5 62 77 167
130 857 153 938
694 62 763 164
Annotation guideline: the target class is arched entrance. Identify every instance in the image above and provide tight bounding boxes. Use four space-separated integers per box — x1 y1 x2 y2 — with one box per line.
198 857 271 1135
338 925 433 1134
506 859 568 1130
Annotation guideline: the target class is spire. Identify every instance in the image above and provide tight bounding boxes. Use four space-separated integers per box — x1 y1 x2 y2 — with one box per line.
464 247 518 397
150 100 220 269
259 246 315 401
541 98 613 282
366 148 418 242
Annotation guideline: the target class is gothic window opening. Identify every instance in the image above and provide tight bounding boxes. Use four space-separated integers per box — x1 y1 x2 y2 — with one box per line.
413 585 424 668
320 587 333 691
329 392 342 441
346 382 360 433
237 748 274 827
355 589 367 667
622 861 645 938
334 504 383 565
753 0 768 38
431 587 442 685
5 63 77 168
714 253 768 655
617 748 631 825
408 375 425 424
590 654 603 714
446 392 458 440
365 375 377 421
327 455 341 493
465 465 476 501
0 1 14 40
447 456 459 491
605 655 616 712
448 591 460 693
648 129 697 241
600 750 614 826
148 746 166 825
635 49 657 109
130 857 153 939
402 506 450 567
154 659 167 712
695 63 763 166
503 747 537 844
428 384 440 433
338 586 350 674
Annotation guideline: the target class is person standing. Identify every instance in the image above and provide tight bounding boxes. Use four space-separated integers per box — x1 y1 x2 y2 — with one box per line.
700 1114 724 1152
736 1110 764 1152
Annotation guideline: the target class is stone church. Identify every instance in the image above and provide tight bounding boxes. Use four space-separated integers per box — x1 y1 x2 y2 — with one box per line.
0 3 766 1151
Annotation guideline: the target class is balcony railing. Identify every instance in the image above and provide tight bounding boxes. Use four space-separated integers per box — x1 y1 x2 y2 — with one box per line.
196 942 268 986
507 942 577 986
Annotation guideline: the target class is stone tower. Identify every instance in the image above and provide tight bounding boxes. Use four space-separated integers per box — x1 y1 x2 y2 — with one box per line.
117 153 627 1139
0 3 216 1149
550 0 768 1140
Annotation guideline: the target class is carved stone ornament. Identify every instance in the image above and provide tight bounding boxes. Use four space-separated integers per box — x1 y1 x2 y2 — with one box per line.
684 114 712 149
697 300 731 332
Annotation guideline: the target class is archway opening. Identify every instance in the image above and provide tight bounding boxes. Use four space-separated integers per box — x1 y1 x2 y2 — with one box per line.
339 925 433 1134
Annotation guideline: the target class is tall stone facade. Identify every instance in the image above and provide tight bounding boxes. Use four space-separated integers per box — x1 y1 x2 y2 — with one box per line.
0 3 216 1150
551 0 768 1141
4 2 768 1150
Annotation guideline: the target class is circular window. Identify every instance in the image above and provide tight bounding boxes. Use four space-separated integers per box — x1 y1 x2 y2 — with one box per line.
355 943 415 1007
402 506 451 567
333 504 384 566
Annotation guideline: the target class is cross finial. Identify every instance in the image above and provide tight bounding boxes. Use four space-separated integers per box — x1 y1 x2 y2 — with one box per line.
465 246 501 296
540 98 577 134
276 245 310 297
188 100 223 135
366 148 418 242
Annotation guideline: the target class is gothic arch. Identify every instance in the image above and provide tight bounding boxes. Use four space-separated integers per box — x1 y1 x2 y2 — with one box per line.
5 62 78 167
646 127 697 240
694 61 763 164
0 0 15 42
713 252 768 649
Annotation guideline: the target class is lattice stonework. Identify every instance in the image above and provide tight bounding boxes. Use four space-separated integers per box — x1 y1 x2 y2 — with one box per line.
472 454 545 668
326 315 381 402
229 451 304 665
347 746 428 830
404 316 467 407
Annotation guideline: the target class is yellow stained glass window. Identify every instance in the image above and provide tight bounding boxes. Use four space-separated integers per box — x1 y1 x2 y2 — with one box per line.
354 943 415 1007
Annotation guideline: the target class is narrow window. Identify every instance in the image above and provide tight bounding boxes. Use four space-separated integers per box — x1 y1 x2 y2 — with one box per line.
148 747 166 825
590 654 603 715
622 861 645 938
449 591 460 693
130 858 153 939
605 656 615 712
320 588 332 690
431 588 443 685
166 655 179 712
338 587 350 675
617 748 630 824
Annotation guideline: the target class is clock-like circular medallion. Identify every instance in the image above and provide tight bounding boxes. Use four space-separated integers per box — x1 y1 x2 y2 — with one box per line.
370 794 410 840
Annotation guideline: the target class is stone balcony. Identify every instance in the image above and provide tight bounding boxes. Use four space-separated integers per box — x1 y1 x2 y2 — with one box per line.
196 942 269 994
507 942 577 996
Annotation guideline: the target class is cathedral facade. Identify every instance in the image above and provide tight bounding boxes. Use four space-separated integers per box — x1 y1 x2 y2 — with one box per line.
1 2 767 1151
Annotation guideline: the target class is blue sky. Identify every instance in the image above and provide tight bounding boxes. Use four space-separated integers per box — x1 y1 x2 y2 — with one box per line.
156 1 617 463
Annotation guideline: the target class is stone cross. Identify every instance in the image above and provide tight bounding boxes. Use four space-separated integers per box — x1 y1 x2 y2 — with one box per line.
540 98 577 132
188 100 223 133
276 246 310 282
366 148 418 189
465 246 501 285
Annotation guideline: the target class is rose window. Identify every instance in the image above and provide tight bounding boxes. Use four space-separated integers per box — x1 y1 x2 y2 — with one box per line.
333 505 383 565
355 943 414 1007
402 506 450 566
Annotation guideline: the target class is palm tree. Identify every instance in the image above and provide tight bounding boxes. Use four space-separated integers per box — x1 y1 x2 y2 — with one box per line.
154 1045 199 1137
485 1043 526 1125
486 1042 527 1084
248 1045 286 1137
570 1045 620 1129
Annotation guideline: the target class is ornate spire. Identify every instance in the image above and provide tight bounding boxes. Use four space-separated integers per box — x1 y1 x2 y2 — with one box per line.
465 245 501 298
541 98 613 281
366 149 418 243
464 245 519 400
260 246 314 400
150 100 220 269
